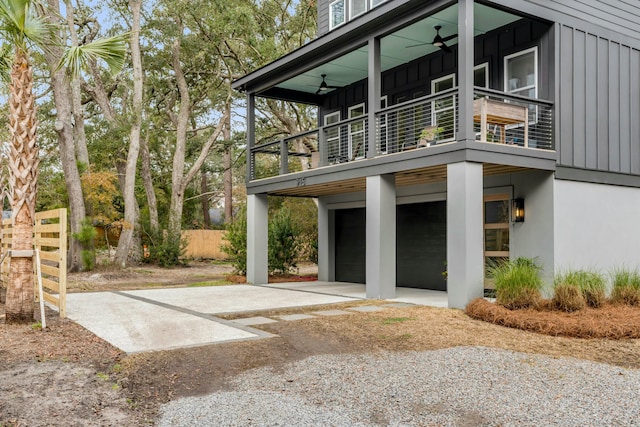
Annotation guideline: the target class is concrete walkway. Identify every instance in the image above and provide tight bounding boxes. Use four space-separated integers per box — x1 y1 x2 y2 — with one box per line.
65 282 447 354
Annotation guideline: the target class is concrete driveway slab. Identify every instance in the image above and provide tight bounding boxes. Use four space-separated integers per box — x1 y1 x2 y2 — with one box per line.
123 284 355 314
66 292 263 354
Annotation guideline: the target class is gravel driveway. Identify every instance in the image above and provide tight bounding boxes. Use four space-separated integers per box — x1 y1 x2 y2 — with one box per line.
157 346 640 426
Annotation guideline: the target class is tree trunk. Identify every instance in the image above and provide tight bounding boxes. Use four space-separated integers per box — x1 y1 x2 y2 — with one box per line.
141 134 159 235
42 0 88 273
6 49 38 323
201 171 210 228
223 108 233 223
114 0 144 267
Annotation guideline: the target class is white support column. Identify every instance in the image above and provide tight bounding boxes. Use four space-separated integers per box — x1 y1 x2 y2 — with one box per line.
366 174 396 299
457 0 475 143
247 193 268 285
447 162 484 308
317 196 331 282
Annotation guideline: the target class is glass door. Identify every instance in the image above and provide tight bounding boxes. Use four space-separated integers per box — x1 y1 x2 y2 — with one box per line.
431 74 456 141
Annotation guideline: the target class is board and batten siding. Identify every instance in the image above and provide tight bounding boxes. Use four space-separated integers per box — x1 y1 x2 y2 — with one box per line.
557 24 640 175
317 0 330 36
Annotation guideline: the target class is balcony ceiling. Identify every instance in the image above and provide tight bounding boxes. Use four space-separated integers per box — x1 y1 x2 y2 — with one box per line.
276 3 521 95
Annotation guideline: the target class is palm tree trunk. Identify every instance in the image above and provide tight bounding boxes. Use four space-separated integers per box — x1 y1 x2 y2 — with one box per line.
6 48 38 323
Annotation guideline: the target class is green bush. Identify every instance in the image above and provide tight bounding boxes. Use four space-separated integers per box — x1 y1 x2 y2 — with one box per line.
611 267 640 306
220 207 247 275
268 207 300 274
489 257 543 309
554 270 606 309
146 232 187 267
72 219 97 271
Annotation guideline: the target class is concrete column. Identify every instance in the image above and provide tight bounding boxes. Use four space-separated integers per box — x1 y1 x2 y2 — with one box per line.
247 193 268 285
317 196 331 281
366 174 396 299
447 162 484 308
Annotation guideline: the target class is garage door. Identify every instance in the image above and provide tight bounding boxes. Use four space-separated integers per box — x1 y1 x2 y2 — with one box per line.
396 201 447 291
334 208 366 283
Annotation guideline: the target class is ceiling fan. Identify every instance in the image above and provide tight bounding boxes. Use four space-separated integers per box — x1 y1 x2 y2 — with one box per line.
407 25 458 53
315 74 341 95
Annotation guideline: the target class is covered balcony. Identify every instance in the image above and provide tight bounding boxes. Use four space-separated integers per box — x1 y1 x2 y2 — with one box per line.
235 0 557 187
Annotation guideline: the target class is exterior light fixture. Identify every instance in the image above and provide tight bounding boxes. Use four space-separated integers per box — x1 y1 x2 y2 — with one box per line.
512 198 525 223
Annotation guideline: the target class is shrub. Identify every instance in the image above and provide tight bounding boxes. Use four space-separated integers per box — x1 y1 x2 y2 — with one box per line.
146 232 187 267
489 257 543 309
268 207 300 274
611 268 640 306
220 207 247 275
72 219 97 271
554 270 606 309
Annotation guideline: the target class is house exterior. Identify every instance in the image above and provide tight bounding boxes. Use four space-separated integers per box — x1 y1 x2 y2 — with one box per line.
232 0 640 308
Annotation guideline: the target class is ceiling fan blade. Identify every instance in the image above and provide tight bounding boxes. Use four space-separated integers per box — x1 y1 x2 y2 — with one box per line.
406 42 429 48
315 88 322 95
442 33 458 43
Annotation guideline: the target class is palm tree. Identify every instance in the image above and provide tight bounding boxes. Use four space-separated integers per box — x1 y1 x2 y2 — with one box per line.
1 0 125 323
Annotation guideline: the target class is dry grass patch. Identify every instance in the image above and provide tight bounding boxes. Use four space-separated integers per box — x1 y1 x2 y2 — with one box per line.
466 298 640 339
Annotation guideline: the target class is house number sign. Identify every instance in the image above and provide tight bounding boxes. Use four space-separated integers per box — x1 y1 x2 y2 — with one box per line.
296 177 306 187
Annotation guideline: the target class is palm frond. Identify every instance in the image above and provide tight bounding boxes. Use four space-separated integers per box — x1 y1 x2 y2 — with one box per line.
59 33 128 78
0 0 52 47
0 43 12 83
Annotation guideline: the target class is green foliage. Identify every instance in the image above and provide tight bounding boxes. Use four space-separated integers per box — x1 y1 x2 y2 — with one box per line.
489 257 544 309
281 197 317 263
380 317 413 325
145 232 187 268
554 270 606 309
221 206 247 275
72 219 97 271
268 207 300 274
611 267 640 306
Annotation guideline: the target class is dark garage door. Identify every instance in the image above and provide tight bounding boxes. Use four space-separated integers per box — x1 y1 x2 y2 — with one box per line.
397 201 447 291
334 208 366 283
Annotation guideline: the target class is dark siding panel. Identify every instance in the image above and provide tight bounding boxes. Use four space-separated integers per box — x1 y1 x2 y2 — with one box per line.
559 25 574 167
334 208 366 284
527 0 640 41
619 46 631 174
317 0 329 37
572 30 586 168
584 34 598 170
631 50 640 175
597 37 609 170
608 42 620 172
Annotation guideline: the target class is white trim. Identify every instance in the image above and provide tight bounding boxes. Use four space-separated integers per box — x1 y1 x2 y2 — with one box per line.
431 73 457 142
504 46 538 98
329 0 346 30
324 110 341 159
348 103 366 160
370 0 388 7
349 0 367 19
474 62 489 88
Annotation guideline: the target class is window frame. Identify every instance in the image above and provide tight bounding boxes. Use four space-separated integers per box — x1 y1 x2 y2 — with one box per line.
348 103 366 160
503 46 538 98
324 110 341 159
431 73 457 143
329 0 346 30
349 0 367 19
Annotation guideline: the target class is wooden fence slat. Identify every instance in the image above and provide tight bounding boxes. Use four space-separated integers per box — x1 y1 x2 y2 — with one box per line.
41 277 60 293
35 223 63 233
38 251 61 262
181 230 228 259
35 209 65 220
40 264 59 277
34 238 61 248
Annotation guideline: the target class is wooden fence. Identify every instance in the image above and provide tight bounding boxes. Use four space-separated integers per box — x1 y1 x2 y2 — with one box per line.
1 208 67 317
181 230 227 259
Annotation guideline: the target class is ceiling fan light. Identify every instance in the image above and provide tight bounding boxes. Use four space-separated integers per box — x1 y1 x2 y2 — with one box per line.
433 39 443 47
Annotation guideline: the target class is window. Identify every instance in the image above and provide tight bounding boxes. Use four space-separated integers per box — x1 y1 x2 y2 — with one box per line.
324 111 341 160
330 0 345 29
484 194 511 288
370 0 388 6
474 63 489 88
350 0 366 18
504 47 537 98
431 74 456 141
348 104 366 160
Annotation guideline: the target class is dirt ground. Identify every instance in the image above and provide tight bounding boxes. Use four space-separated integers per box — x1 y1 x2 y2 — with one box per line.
2 262 640 426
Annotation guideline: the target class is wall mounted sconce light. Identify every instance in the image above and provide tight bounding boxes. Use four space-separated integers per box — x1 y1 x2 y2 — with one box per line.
512 198 525 223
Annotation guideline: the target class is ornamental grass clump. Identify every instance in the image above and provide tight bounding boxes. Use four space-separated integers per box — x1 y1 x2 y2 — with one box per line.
490 257 543 310
553 270 606 311
611 268 640 306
